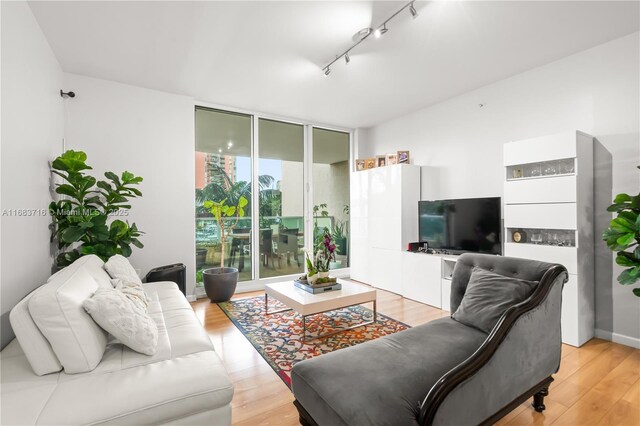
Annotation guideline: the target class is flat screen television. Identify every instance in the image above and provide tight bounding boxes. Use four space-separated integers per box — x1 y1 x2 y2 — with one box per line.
418 197 502 255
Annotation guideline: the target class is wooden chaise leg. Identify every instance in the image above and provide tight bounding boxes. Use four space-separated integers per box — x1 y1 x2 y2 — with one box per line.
532 386 549 412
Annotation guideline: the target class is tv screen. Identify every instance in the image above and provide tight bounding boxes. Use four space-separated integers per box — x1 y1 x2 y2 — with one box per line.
419 197 502 255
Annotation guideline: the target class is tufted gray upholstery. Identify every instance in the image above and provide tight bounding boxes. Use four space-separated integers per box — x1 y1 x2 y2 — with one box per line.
292 253 567 426
450 253 556 314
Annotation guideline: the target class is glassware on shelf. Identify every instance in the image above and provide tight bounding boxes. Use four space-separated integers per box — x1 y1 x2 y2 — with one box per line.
530 232 542 245
525 163 541 178
543 162 557 176
558 158 575 174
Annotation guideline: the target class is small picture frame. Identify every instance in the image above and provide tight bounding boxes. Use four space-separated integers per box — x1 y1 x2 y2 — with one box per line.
355 159 365 171
364 158 376 169
397 150 410 164
376 155 387 167
512 167 523 179
386 154 398 165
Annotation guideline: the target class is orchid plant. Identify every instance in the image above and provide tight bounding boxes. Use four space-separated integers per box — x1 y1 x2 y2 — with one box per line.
314 229 337 272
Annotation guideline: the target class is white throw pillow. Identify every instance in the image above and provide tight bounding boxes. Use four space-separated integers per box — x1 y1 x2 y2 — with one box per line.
111 278 149 312
9 289 62 376
83 288 159 356
105 254 142 285
28 267 107 374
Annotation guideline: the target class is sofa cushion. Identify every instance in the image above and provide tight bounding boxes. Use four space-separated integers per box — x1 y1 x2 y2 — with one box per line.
9 289 62 376
1 279 233 426
112 278 149 312
452 267 537 333
105 254 142 285
291 317 488 426
47 254 113 289
29 267 108 374
84 287 159 355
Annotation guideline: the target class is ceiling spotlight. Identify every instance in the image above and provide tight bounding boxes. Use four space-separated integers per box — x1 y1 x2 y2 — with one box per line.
345 53 350 64
409 3 418 18
218 148 222 153
375 24 388 38
324 67 331 76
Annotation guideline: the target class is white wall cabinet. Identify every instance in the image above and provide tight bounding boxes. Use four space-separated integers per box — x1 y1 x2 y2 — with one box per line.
350 164 421 290
503 131 594 347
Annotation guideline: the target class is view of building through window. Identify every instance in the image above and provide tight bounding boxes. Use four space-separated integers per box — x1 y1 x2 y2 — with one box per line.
195 107 350 286
195 108 253 284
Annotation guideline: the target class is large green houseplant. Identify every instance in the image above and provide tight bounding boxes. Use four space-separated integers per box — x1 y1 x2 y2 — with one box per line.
49 150 144 268
602 166 640 297
201 196 248 302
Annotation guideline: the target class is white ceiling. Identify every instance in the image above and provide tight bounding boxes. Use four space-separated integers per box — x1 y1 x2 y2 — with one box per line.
29 1 640 128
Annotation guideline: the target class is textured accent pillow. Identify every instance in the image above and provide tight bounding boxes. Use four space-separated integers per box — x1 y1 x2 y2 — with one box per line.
83 287 159 356
105 254 142 285
111 278 149 312
10 289 63 376
28 267 107 374
452 266 538 333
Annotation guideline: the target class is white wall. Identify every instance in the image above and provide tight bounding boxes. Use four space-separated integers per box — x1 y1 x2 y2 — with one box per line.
0 1 64 348
62 74 197 296
359 32 640 346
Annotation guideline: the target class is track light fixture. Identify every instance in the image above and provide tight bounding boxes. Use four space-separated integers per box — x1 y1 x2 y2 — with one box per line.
409 3 418 18
321 1 419 76
374 24 388 38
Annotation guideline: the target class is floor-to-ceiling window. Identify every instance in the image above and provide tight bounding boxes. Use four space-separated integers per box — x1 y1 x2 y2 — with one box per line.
195 108 253 285
195 106 350 288
312 128 350 268
258 119 305 278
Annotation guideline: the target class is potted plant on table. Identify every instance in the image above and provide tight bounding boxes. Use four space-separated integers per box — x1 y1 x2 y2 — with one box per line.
201 196 248 302
303 229 337 284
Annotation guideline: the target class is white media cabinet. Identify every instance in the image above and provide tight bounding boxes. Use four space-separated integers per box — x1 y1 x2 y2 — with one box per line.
503 131 595 347
401 252 459 311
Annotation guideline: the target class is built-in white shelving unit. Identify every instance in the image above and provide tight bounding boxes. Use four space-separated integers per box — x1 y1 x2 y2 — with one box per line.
350 164 421 294
503 131 594 347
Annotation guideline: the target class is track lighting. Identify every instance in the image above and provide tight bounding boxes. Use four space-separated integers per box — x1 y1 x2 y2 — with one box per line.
409 3 418 18
321 1 419 76
374 24 388 38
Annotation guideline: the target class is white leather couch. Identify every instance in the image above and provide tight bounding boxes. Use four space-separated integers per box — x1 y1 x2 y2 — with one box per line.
1 256 233 425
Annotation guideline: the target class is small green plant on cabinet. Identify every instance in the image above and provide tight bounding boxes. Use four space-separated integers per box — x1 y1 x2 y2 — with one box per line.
602 166 640 297
203 196 248 268
49 150 144 268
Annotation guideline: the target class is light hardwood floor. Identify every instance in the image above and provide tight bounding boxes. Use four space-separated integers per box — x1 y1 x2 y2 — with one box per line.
191 288 640 426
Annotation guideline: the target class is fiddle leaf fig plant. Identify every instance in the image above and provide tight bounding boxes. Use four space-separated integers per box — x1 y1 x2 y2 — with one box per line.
602 166 640 297
49 150 144 268
203 196 248 268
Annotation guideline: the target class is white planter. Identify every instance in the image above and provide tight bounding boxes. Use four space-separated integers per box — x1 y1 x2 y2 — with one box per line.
319 271 329 279
308 273 319 284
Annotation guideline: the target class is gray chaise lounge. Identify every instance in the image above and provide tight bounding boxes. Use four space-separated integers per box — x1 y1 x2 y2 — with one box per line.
291 254 568 426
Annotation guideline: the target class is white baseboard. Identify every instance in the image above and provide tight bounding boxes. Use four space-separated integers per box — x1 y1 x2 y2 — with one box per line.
595 328 640 349
236 281 265 293
186 294 197 302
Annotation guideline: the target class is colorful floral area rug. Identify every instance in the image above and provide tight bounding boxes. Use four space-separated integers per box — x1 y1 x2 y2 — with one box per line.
218 296 411 389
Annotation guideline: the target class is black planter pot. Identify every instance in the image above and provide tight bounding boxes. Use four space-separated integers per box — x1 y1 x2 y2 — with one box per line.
203 267 238 303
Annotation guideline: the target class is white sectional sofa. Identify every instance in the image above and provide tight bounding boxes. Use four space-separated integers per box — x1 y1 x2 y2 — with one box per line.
1 256 233 425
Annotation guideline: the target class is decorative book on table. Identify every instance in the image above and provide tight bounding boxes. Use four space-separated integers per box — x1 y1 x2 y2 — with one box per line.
294 279 342 294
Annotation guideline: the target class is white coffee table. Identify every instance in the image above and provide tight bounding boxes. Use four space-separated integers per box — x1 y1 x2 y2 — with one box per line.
264 279 377 342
